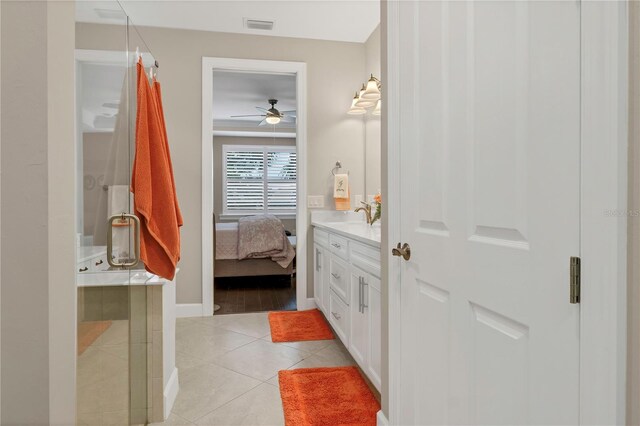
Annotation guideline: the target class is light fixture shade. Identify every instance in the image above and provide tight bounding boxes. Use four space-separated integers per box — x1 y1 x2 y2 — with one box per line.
355 84 376 108
362 75 381 100
265 115 281 125
348 94 367 115
372 99 381 116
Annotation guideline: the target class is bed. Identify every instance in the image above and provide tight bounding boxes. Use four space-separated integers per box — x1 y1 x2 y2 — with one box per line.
213 213 295 278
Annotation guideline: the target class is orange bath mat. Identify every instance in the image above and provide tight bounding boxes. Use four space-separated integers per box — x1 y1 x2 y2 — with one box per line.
279 366 380 425
268 309 334 342
77 320 112 355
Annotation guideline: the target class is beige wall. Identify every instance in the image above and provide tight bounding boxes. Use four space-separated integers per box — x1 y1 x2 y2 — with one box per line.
213 136 297 233
365 25 382 199
1 1 76 423
76 23 369 304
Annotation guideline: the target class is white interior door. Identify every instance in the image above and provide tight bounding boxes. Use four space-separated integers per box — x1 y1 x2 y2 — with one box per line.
393 1 581 424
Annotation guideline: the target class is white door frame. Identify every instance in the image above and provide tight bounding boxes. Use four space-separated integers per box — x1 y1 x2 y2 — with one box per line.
201 57 308 317
384 1 628 424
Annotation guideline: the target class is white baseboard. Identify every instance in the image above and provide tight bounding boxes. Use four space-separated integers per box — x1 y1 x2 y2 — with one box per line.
176 303 203 318
377 410 389 426
298 297 317 311
163 368 179 420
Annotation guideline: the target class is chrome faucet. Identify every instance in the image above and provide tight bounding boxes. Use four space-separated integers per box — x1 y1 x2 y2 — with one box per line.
355 201 373 224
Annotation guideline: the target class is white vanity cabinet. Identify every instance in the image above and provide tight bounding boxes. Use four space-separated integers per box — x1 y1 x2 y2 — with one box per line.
313 229 329 315
312 224 382 391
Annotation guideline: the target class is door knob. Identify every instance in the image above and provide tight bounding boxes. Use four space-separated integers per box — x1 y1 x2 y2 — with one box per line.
392 243 411 261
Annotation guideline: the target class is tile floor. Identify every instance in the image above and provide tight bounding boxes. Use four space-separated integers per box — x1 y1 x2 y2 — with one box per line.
152 312 365 425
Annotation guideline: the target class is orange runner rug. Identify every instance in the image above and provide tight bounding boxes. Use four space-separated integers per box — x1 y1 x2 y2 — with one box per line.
268 309 334 342
77 320 112 355
279 366 380 425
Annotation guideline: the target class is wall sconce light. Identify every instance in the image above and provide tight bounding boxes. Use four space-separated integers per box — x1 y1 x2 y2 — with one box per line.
355 84 376 108
372 99 381 116
348 75 382 115
362 74 381 101
348 92 367 115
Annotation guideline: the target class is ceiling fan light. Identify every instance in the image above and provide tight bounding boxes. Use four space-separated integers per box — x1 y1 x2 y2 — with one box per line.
372 99 381 116
362 75 381 100
265 115 281 125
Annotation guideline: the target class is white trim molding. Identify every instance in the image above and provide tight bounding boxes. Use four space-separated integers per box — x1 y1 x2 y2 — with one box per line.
376 410 389 426
163 368 179 420
176 303 204 318
202 57 308 317
580 2 628 424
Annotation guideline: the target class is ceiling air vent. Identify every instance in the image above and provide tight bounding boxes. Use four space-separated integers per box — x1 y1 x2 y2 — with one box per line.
244 18 275 31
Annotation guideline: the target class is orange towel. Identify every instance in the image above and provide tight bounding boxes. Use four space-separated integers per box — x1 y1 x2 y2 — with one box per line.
131 59 182 280
152 79 183 229
335 186 351 211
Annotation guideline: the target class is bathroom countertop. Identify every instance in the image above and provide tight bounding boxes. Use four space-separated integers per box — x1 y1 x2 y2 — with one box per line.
311 219 381 248
76 268 178 287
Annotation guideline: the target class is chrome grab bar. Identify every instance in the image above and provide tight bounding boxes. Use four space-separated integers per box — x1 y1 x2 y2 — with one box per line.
107 213 141 268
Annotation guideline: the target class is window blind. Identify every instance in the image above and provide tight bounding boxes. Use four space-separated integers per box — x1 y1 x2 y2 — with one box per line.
223 145 297 215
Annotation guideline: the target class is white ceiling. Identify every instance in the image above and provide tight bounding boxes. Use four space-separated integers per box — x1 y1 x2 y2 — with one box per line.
76 0 380 43
212 70 296 130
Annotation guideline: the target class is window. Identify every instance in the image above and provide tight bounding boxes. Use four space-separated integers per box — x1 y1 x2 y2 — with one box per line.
223 145 297 216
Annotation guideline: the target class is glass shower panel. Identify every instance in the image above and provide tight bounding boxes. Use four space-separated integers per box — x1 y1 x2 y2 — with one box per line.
74 1 149 424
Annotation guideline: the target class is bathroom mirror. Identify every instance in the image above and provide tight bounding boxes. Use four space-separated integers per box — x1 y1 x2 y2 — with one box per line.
364 25 381 203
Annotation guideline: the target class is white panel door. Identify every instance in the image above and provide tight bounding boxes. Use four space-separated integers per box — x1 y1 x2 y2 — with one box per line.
394 1 581 424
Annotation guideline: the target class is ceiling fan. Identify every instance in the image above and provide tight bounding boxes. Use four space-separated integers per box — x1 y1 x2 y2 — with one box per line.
230 99 296 126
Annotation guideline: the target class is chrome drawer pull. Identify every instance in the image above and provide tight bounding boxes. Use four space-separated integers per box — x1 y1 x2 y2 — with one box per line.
332 312 341 320
79 266 88 272
95 259 104 266
332 243 342 249
331 272 341 279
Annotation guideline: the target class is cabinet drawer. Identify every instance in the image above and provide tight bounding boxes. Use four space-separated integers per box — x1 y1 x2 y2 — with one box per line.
328 289 350 343
329 234 349 259
330 256 350 304
350 241 381 278
314 228 329 248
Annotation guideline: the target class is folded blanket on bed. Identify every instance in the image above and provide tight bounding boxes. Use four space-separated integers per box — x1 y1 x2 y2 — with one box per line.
238 215 295 268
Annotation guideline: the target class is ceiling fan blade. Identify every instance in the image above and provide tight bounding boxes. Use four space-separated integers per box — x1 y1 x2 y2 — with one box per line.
258 118 268 126
281 110 296 117
280 115 296 123
230 114 267 118
256 107 269 113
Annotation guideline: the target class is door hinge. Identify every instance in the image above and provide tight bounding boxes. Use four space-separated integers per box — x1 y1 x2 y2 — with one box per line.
570 256 580 304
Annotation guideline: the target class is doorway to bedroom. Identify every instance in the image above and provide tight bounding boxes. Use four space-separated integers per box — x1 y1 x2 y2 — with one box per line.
204 60 306 315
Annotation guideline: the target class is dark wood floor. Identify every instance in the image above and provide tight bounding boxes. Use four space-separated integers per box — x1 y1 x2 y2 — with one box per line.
214 275 296 315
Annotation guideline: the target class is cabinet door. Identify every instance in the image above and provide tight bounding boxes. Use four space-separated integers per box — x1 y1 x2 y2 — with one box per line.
321 247 330 315
314 244 325 313
349 264 368 368
366 276 382 391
